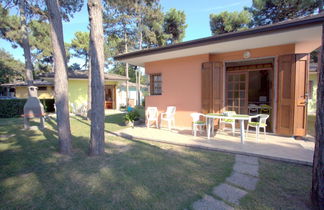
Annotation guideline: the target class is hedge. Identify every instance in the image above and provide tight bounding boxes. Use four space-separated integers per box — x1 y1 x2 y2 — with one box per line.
0 99 55 118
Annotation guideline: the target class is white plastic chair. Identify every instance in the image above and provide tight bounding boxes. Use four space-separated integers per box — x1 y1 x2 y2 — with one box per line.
160 106 176 130
220 111 236 136
246 114 269 140
146 107 158 128
248 104 259 115
70 103 77 114
79 104 87 117
190 113 206 136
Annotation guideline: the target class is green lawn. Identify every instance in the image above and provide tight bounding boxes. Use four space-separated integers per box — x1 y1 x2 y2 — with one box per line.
240 159 312 209
0 114 233 209
0 113 314 209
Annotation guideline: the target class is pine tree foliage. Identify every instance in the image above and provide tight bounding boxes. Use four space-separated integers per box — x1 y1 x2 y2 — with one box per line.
210 10 251 35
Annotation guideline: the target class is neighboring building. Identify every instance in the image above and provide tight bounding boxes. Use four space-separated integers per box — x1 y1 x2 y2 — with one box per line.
1 70 148 111
115 13 324 137
1 80 54 99
308 63 317 114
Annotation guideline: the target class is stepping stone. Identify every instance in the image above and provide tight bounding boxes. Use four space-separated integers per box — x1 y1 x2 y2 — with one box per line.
235 155 259 165
226 172 259 191
192 195 234 210
213 183 247 205
233 162 259 177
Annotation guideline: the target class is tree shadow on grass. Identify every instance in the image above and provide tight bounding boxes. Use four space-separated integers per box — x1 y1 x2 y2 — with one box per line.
0 117 235 209
104 113 126 126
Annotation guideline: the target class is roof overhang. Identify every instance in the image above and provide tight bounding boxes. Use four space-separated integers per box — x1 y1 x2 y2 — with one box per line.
114 14 324 67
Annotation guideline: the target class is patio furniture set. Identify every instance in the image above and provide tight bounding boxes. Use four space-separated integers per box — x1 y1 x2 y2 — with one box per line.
146 106 270 144
146 106 176 130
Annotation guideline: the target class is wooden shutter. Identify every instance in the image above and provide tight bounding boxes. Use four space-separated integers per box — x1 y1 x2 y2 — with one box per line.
201 62 224 114
277 54 308 136
201 62 213 113
212 62 224 113
293 54 308 136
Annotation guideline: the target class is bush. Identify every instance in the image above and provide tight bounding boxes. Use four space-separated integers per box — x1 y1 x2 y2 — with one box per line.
124 110 140 122
0 99 26 118
134 105 145 120
0 98 55 118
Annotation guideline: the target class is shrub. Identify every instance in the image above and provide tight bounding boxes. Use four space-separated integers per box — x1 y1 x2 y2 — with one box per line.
0 98 55 118
134 105 145 120
0 99 26 118
124 110 140 123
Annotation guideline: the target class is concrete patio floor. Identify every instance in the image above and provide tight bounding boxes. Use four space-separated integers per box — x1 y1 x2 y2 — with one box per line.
114 126 314 165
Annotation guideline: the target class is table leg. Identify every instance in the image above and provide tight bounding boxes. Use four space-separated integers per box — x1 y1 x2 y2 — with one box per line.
207 118 210 139
240 120 245 144
211 119 214 136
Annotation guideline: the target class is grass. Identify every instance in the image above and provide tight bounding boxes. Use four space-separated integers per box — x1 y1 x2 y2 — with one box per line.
0 113 314 209
0 114 234 209
240 159 312 210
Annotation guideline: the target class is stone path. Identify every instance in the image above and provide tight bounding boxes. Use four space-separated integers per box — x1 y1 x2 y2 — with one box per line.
192 154 259 209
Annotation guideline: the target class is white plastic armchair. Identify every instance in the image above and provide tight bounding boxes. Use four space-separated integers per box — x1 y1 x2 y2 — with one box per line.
219 111 236 136
146 107 158 128
246 114 269 140
160 106 176 130
70 103 77 114
190 113 206 136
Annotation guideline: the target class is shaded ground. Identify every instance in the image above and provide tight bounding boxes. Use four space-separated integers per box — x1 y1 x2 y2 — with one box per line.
0 115 233 209
0 113 314 209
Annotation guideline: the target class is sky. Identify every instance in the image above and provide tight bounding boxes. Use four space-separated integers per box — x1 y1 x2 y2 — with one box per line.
1 0 252 63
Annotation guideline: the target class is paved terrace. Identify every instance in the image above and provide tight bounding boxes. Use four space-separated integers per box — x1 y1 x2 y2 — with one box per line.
114 126 314 165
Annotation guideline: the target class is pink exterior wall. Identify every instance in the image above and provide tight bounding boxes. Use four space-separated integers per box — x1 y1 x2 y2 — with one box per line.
144 43 319 128
145 54 209 128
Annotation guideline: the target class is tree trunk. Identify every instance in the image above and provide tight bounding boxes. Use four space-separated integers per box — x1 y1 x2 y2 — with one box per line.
88 0 105 156
124 29 129 107
126 62 129 107
87 38 92 120
19 0 34 94
45 0 72 155
136 18 143 107
311 23 324 209
137 70 141 106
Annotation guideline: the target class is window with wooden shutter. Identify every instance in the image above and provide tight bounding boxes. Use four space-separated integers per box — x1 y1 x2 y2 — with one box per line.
150 74 162 95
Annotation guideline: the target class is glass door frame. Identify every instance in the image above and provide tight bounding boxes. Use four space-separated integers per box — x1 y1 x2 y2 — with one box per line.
226 71 249 114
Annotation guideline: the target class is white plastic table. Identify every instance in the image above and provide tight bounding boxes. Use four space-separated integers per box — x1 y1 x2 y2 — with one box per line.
205 113 255 144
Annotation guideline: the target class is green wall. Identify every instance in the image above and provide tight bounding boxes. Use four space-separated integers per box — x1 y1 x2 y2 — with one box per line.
68 80 88 111
67 79 119 111
308 73 317 114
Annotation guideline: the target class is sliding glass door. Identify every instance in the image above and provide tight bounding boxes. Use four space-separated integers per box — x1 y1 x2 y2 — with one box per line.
226 72 248 114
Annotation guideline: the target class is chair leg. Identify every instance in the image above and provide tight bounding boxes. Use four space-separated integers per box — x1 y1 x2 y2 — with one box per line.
193 125 197 137
168 120 171 131
246 125 249 138
156 120 158 128
232 123 235 136
256 127 259 141
199 125 203 135
263 127 266 138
